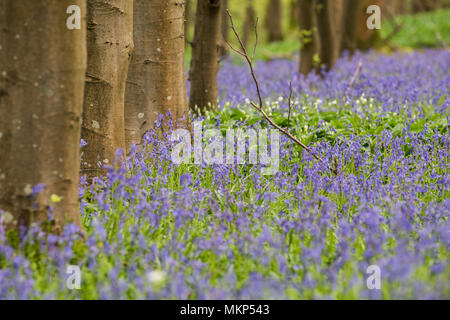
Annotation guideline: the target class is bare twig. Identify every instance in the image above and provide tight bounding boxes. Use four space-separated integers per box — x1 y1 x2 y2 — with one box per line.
250 101 320 161
287 80 293 127
383 4 403 32
225 10 263 111
345 59 363 97
380 22 403 47
380 5 404 47
225 10 332 168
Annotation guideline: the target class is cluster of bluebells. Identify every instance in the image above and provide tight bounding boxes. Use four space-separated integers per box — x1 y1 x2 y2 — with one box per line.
0 49 449 299
210 49 450 114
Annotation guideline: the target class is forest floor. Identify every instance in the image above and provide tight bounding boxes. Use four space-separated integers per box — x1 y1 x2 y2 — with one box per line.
0 10 449 299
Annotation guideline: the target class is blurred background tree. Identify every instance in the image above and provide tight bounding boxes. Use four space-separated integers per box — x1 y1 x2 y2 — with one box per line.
186 0 449 61
185 0 449 97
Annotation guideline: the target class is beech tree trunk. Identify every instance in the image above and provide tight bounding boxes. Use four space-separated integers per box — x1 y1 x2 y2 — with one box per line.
289 0 300 30
188 0 222 114
266 0 284 42
356 0 384 50
0 0 86 233
316 0 338 71
298 0 320 75
82 0 134 178
341 0 363 55
125 0 189 152
333 0 344 55
218 0 229 57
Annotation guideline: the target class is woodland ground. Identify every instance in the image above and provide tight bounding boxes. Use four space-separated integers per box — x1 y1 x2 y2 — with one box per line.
0 10 449 299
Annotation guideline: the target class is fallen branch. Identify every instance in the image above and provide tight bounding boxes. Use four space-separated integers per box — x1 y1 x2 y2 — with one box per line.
287 80 293 127
225 10 335 171
345 58 363 97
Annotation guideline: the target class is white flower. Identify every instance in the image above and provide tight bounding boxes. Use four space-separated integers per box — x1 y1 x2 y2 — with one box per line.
92 120 100 129
24 184 33 196
2 211 13 224
146 270 166 285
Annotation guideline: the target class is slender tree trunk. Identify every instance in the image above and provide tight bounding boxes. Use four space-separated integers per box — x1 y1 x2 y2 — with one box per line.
242 0 257 49
341 0 363 55
82 0 134 178
333 0 344 55
266 0 284 42
413 0 438 13
289 0 300 30
188 0 222 114
316 0 338 71
0 0 86 233
298 0 320 75
125 0 189 152
218 0 229 58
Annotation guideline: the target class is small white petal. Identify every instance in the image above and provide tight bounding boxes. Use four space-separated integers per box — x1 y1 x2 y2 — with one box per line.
2 211 13 224
92 120 100 129
146 270 166 284
24 184 32 196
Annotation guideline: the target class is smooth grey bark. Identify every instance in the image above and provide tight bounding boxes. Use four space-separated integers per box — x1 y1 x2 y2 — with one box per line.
125 0 189 152
0 0 87 233
82 0 134 178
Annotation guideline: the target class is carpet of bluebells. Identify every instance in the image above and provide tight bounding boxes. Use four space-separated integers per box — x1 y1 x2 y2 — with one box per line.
1 49 449 299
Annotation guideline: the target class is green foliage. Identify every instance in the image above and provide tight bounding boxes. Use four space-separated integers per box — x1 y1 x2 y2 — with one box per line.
382 9 450 49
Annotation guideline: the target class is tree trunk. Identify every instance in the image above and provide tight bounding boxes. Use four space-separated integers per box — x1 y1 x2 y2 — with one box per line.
413 0 438 13
341 0 363 55
218 0 229 58
188 0 222 114
333 0 344 55
242 0 257 49
82 0 134 179
356 0 384 50
298 0 320 75
0 0 86 233
316 0 338 71
266 0 284 42
125 0 189 152
289 0 300 30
